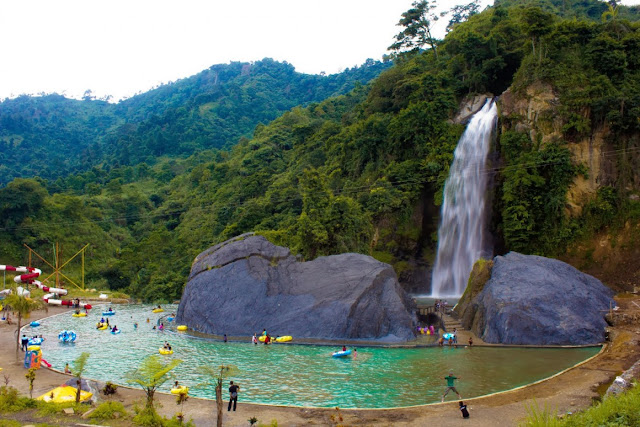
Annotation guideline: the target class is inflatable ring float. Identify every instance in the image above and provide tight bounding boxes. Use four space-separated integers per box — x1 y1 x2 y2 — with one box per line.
177 325 187 331
96 323 108 330
275 336 292 343
152 308 164 313
72 313 87 317
170 386 188 395
159 348 174 355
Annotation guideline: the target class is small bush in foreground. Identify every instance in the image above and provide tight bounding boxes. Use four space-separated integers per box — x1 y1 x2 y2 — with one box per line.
0 386 37 413
89 401 128 420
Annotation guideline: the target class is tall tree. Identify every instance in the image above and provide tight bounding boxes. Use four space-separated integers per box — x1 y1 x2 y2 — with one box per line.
3 291 44 355
71 352 90 403
389 0 441 58
125 355 182 418
446 1 480 32
197 364 239 427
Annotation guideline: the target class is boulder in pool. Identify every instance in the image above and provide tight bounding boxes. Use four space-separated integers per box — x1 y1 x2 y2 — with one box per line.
455 252 614 345
176 234 417 342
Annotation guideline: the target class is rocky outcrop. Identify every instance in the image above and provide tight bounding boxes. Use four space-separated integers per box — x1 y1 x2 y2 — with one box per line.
605 357 640 396
176 234 417 342
455 252 614 345
452 94 492 124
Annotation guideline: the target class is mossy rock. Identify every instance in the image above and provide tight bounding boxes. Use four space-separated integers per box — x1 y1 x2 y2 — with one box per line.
454 258 493 330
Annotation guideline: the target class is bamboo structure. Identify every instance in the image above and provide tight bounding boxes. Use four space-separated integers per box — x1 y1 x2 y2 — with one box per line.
24 243 89 290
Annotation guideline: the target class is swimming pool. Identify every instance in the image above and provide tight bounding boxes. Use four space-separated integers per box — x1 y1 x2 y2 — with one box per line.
32 304 600 408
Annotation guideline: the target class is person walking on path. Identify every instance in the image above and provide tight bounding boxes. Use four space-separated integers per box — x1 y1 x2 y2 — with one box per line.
442 370 462 402
21 334 29 351
228 381 240 411
459 401 470 418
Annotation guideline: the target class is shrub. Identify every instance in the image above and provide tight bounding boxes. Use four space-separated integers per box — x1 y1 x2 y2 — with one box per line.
89 401 128 420
102 381 118 396
0 386 37 413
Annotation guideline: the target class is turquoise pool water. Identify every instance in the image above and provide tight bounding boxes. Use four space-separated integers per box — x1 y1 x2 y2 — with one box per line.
31 304 599 408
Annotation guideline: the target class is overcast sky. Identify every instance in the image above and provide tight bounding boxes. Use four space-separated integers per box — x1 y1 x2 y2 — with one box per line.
0 0 636 102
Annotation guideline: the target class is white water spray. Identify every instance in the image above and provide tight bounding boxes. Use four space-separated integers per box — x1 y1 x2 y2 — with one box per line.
430 99 497 297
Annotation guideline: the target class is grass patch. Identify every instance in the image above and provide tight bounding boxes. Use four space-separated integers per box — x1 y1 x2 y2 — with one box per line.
89 401 128 420
0 386 38 413
521 384 640 426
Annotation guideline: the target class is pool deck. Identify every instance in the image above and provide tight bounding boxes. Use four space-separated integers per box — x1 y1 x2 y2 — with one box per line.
1 302 638 426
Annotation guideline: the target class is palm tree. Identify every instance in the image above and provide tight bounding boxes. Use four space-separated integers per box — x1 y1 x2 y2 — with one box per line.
4 290 45 355
197 364 239 427
71 352 90 403
125 355 182 417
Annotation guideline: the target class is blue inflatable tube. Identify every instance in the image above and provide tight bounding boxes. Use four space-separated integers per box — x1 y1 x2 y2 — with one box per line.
58 330 77 342
28 337 44 345
102 311 116 316
111 329 121 335
30 321 40 327
332 350 352 358
443 333 455 340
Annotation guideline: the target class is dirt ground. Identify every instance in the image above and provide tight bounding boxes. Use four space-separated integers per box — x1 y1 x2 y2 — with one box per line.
1 298 639 427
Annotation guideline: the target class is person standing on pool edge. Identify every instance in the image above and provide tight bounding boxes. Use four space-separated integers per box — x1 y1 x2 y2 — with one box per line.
459 401 470 418
228 380 240 411
442 370 462 402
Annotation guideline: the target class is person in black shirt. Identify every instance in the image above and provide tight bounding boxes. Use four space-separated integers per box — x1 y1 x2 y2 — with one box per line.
228 381 240 411
21 334 29 351
459 401 470 418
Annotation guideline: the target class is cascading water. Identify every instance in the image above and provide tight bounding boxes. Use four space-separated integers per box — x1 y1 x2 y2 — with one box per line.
430 99 498 297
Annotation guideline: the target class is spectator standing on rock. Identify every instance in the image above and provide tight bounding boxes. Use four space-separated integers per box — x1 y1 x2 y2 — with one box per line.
442 371 462 402
228 381 240 411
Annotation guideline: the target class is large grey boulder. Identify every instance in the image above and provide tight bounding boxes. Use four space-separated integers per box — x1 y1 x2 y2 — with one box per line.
176 234 417 342
456 252 614 345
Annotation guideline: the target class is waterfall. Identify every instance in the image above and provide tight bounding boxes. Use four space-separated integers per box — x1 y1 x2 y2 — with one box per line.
430 99 497 297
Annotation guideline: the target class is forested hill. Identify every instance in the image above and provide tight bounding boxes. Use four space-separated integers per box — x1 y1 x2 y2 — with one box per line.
1 0 639 302
0 58 390 187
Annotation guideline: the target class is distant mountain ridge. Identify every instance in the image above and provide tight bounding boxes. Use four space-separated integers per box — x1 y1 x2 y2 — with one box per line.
0 58 390 187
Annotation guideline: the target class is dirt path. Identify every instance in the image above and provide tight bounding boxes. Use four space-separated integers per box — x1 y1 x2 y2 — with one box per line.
1 299 638 426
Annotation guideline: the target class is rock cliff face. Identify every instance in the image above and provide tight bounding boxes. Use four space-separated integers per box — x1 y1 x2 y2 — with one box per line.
176 234 417 342
498 83 639 216
455 252 614 345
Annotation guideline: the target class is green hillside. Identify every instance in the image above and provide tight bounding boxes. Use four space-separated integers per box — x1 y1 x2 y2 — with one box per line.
1 0 639 302
0 58 390 187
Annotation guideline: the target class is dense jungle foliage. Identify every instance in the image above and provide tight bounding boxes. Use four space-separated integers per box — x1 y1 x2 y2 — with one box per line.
0 58 390 187
1 0 639 301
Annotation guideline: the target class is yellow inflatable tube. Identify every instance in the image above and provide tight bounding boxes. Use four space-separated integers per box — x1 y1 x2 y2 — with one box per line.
275 336 292 342
171 386 189 395
96 323 108 330
177 325 187 331
159 348 174 355
72 313 87 317
152 308 164 313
